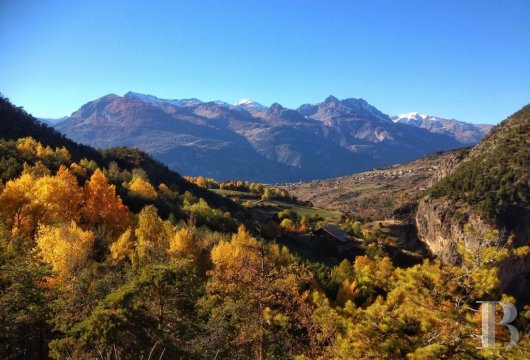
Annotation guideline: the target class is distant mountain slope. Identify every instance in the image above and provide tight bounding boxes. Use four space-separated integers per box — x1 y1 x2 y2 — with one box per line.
392 112 493 145
0 95 241 214
54 92 465 182
37 117 67 126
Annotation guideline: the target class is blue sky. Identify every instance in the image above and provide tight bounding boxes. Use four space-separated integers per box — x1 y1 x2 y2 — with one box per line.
1 0 529 124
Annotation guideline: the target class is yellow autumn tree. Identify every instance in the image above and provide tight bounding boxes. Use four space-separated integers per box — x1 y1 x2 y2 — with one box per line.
129 177 157 199
16 137 47 157
110 228 135 264
168 220 201 261
16 137 71 164
262 187 272 200
210 225 262 273
135 205 169 262
34 166 83 225
335 255 395 306
83 169 131 235
36 221 95 278
0 173 43 237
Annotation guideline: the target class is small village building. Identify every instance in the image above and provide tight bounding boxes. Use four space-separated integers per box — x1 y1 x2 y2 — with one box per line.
310 224 363 257
311 224 351 244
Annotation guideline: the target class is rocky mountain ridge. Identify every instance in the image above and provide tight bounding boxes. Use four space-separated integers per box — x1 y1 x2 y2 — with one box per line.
54 92 479 182
392 112 493 145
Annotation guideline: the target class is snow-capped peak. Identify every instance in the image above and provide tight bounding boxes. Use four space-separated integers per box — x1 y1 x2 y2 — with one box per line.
234 99 267 111
234 98 254 106
393 112 428 122
392 112 493 145
124 92 271 110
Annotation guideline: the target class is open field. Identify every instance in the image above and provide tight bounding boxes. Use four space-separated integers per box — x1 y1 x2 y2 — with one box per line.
211 189 258 198
211 189 342 224
255 200 342 223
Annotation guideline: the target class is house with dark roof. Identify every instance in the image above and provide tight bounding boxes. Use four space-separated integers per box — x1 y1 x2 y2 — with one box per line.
311 224 352 244
309 224 364 258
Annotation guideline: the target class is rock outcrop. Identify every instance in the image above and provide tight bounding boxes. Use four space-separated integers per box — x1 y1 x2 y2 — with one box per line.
427 148 469 186
416 148 472 263
415 197 496 264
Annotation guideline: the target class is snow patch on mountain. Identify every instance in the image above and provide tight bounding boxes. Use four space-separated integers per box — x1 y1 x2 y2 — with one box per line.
125 92 269 111
392 112 493 145
234 99 268 111
125 92 203 107
392 112 431 126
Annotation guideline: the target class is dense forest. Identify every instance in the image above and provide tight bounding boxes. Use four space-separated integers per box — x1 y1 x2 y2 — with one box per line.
1 96 530 359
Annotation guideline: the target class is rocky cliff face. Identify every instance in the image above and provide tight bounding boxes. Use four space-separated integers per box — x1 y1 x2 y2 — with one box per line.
415 148 471 263
415 197 496 264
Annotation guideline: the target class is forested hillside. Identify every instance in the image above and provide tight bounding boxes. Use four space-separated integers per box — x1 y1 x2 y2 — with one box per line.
2 96 530 359
430 104 530 227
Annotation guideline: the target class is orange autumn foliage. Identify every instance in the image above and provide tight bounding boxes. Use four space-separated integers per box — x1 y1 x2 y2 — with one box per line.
129 177 157 199
83 169 132 235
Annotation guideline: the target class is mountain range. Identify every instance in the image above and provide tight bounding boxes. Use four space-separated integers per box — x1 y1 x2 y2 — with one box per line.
392 112 493 145
53 92 493 182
